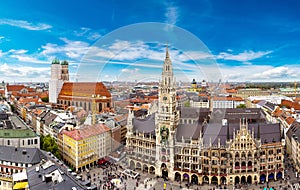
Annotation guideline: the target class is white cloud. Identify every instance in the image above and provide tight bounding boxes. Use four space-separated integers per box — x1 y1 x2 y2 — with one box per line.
74 27 102 41
10 54 49 64
252 66 294 79
8 49 28 54
217 50 272 62
41 37 90 59
0 48 49 64
177 51 213 61
0 19 52 30
87 32 101 41
0 63 50 82
220 65 300 82
121 68 140 73
165 5 179 25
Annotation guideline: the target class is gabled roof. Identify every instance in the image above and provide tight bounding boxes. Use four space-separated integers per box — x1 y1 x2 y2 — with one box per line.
42 111 58 126
0 146 46 164
272 107 283 117
7 84 26 92
286 121 300 142
18 97 42 105
59 82 111 97
281 99 300 110
176 122 203 140
62 123 110 141
133 113 155 135
202 123 281 146
26 161 85 190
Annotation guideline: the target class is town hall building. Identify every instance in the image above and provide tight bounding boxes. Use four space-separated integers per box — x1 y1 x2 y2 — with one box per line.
126 46 285 186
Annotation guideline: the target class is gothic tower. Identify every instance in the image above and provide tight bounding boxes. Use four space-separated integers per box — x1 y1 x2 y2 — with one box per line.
49 58 69 103
61 60 69 81
155 45 179 180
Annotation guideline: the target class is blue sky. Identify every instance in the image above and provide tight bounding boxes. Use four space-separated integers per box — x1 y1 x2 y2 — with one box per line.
0 0 300 83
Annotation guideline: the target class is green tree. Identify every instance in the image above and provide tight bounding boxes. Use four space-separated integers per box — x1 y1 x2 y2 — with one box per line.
10 104 15 112
184 101 190 107
237 104 246 108
40 135 61 159
41 96 49 102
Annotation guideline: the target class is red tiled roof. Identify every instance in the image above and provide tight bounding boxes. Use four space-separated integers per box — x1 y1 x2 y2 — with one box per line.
27 88 35 93
59 82 111 97
281 99 300 110
34 109 44 116
199 93 208 97
272 107 283 117
18 97 42 104
285 116 295 125
62 123 110 141
130 99 152 103
7 84 26 92
226 89 238 93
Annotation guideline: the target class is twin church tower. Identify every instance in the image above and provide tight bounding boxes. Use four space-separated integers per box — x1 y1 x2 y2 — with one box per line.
49 59 69 103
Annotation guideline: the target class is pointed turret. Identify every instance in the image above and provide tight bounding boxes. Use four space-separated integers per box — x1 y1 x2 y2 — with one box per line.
166 44 170 59
161 44 174 88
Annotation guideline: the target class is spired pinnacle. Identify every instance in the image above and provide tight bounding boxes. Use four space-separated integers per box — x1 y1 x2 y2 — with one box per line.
165 43 170 59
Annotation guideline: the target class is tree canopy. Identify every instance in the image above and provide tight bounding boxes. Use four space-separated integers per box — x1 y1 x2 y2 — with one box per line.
40 135 61 159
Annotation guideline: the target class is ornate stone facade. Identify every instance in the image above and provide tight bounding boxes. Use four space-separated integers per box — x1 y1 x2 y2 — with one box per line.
126 46 285 186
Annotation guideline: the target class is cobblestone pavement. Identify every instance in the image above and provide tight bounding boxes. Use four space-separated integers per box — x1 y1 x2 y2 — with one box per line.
77 157 300 190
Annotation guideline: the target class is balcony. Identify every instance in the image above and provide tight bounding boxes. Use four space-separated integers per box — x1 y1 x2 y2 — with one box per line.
235 166 240 169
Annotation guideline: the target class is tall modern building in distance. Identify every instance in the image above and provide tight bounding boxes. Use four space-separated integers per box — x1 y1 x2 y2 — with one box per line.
49 59 69 103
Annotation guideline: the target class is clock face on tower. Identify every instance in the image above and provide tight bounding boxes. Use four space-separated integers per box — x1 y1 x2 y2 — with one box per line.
160 126 169 143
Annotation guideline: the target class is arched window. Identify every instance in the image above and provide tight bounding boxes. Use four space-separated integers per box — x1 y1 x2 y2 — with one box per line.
241 152 246 158
235 152 239 158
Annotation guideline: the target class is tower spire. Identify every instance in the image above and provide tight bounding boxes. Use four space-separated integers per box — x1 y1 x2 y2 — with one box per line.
166 43 170 59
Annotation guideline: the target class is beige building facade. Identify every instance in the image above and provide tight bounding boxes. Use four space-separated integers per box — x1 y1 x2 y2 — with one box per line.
126 47 285 186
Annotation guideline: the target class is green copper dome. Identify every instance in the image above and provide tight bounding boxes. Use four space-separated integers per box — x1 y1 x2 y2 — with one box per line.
61 60 69 65
52 58 60 64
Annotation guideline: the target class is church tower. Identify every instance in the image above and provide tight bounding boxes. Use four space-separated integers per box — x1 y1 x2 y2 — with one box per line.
49 58 69 103
155 45 179 180
61 60 69 81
